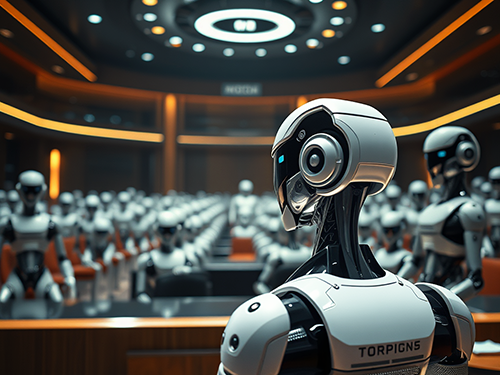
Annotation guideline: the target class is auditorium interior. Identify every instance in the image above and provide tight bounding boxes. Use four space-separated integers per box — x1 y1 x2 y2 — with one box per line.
0 0 500 374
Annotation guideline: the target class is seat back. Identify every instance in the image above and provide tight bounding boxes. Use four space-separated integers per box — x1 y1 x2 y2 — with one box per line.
479 257 500 296
1 244 16 284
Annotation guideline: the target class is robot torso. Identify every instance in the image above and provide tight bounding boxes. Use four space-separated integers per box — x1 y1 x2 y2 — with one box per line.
6 213 53 254
149 248 187 276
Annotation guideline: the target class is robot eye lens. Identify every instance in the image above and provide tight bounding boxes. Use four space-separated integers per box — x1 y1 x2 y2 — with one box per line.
437 151 446 158
279 155 285 164
159 226 176 234
229 335 239 351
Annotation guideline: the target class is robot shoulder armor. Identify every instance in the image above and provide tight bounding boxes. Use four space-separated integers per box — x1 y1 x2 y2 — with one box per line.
458 201 486 231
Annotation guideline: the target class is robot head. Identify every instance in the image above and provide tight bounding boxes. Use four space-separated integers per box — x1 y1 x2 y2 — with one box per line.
7 190 19 208
156 211 179 243
423 126 480 188
488 166 500 196
100 191 113 208
16 170 47 208
142 197 154 211
380 211 405 248
385 184 401 209
94 217 112 247
59 192 74 215
471 176 485 194
271 98 397 230
480 181 493 199
408 180 428 210
117 191 131 210
0 190 6 204
238 179 254 196
134 205 146 221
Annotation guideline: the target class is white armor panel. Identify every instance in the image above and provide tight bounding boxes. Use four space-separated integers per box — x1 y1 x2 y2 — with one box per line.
9 213 51 253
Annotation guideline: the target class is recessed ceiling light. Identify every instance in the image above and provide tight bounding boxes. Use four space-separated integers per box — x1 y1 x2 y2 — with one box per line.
142 0 158 6
371 24 385 33
338 56 350 65
306 39 319 49
332 1 347 10
322 29 335 38
309 0 323 3
406 72 418 81
169 36 183 47
87 14 102 24
0 29 14 38
151 26 165 35
234 20 257 32
84 114 95 123
143 13 157 22
255 48 267 57
194 9 296 43
192 43 205 52
223 48 234 57
52 65 64 74
330 17 344 26
141 52 154 61
284 44 297 53
476 26 492 35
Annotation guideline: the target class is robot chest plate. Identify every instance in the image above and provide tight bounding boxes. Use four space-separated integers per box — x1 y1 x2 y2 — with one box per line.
485 199 500 225
150 249 186 274
10 214 50 253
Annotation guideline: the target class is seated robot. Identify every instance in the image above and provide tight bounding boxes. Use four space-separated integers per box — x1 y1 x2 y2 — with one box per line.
405 180 429 240
54 192 82 253
229 180 258 226
218 99 474 375
0 171 76 307
485 166 500 255
375 211 411 274
113 191 137 255
231 206 259 238
399 126 485 301
135 211 193 303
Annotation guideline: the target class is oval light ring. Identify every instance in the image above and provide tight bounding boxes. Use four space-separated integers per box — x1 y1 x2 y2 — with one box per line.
194 9 296 43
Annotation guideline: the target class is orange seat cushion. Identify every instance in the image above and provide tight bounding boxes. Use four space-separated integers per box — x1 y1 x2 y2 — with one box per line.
231 237 254 255
479 257 500 296
73 265 96 281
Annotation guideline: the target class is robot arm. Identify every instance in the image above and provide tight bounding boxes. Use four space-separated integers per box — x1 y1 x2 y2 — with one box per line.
398 227 424 280
50 221 77 299
253 253 281 295
449 202 485 301
136 252 153 303
416 283 474 369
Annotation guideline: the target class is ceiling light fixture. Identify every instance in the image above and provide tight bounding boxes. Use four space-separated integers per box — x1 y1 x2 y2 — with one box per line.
52 65 65 74
192 43 205 52
169 36 182 47
0 29 14 38
322 29 335 38
255 48 267 57
406 72 418 81
142 0 158 6
194 9 296 43
143 13 157 22
330 17 344 26
309 0 323 3
332 1 347 10
338 55 350 64
151 26 165 35
371 23 385 33
284 44 297 53
306 39 319 48
223 48 234 57
141 52 154 61
87 14 102 24
476 25 492 35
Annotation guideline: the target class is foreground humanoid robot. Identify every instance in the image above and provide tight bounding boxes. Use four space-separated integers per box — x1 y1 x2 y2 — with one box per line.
219 99 474 375
399 126 485 301
0 171 76 317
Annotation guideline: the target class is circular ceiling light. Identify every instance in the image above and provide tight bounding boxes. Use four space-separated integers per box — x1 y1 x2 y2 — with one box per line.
284 44 297 53
52 65 65 74
406 72 418 81
223 48 235 57
142 0 157 6
143 13 157 22
371 23 385 33
255 48 267 57
338 55 350 65
169 36 183 47
322 29 335 38
0 29 14 38
309 0 323 3
87 14 102 24
192 43 205 52
476 26 492 35
332 1 347 10
151 26 165 35
141 52 154 61
84 114 95 123
306 39 319 49
194 9 296 43
330 17 344 26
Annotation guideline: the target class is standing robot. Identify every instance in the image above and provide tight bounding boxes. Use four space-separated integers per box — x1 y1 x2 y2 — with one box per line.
399 126 485 301
0 171 76 306
218 99 474 375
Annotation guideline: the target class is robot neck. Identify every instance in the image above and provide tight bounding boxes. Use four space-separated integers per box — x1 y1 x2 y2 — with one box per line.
312 183 379 279
161 242 174 253
22 204 36 216
441 172 468 202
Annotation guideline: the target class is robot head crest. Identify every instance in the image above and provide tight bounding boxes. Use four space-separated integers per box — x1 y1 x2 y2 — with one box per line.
271 98 397 230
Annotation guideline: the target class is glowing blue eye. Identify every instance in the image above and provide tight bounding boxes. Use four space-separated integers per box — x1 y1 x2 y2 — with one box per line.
438 151 446 158
279 155 284 164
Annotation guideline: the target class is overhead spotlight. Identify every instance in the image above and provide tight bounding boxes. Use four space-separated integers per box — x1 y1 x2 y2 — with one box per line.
52 65 65 74
284 44 297 53
142 0 158 6
143 13 157 22
169 36 183 47
151 26 165 35
476 26 492 35
84 114 95 123
406 72 418 81
87 14 102 24
330 17 344 26
255 48 267 57
0 29 14 38
141 52 154 61
306 39 319 49
338 55 350 65
309 0 323 3
371 24 385 33
322 29 335 38
332 1 347 10
223 48 235 57
192 43 205 52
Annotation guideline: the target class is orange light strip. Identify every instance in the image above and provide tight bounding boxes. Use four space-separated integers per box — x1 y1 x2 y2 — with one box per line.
0 101 164 143
376 0 494 88
393 92 500 137
49 149 60 200
177 135 275 146
0 0 97 82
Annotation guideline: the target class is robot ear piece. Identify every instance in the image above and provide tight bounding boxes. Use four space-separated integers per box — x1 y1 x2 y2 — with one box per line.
299 133 344 188
456 141 477 169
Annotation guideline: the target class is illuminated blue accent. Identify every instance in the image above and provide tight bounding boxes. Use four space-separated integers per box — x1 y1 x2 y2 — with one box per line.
438 151 446 158
424 154 428 160
279 155 284 164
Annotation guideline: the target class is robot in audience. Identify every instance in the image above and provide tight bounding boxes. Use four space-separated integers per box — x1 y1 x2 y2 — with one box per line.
229 179 258 226
405 180 429 249
54 192 81 251
0 171 76 309
219 99 474 375
131 205 151 253
97 191 114 221
358 209 377 250
135 211 193 303
113 191 138 255
230 206 259 238
485 166 500 255
399 126 485 301
7 190 21 214
375 211 411 273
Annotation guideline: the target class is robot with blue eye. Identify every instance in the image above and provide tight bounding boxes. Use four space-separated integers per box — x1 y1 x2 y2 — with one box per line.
0 171 76 315
218 100 475 375
398 126 485 301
